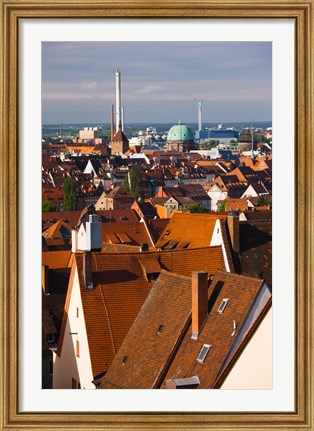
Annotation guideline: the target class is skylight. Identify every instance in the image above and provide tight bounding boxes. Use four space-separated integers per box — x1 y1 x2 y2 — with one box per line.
197 344 211 364
218 298 229 314
121 355 128 365
157 324 164 334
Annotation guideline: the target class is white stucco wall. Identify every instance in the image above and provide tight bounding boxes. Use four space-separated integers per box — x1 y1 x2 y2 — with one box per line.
221 307 272 389
209 219 230 272
53 267 94 389
207 186 227 212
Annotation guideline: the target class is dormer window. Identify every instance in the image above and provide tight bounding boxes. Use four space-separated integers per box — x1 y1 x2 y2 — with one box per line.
197 344 211 364
218 298 229 314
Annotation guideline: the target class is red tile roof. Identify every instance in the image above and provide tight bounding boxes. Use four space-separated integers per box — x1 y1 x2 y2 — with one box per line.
58 246 227 378
100 271 270 389
155 212 227 249
42 250 72 269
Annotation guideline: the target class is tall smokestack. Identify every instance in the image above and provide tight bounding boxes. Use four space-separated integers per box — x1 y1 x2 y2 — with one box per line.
121 106 125 132
111 104 115 141
115 69 121 132
198 102 202 132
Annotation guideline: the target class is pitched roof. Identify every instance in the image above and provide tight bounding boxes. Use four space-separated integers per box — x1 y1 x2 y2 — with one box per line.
111 129 129 144
100 271 270 389
42 220 72 240
58 245 226 378
147 218 170 244
73 253 153 378
162 272 269 389
102 221 154 247
42 250 72 269
155 212 227 249
100 271 192 389
42 211 82 230
105 186 133 200
239 220 272 286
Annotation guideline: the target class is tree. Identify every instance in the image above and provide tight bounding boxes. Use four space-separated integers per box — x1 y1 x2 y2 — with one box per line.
42 200 56 212
189 204 209 213
122 168 143 201
257 196 272 208
63 176 76 211
218 199 226 212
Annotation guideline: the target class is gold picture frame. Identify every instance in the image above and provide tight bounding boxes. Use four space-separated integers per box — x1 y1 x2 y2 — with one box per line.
0 0 313 429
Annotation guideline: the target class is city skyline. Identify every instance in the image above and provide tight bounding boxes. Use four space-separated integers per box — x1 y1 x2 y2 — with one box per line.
42 41 272 124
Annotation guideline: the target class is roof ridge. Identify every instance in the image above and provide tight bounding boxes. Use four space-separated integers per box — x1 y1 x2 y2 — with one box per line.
213 269 265 284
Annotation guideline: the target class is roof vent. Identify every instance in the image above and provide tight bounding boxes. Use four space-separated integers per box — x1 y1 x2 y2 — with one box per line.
231 320 237 336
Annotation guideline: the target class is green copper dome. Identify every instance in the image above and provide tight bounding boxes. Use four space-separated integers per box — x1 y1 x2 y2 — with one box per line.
167 121 194 141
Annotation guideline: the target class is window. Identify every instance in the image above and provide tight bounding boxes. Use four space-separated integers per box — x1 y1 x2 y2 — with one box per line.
218 298 229 314
72 378 77 389
47 334 55 343
197 344 211 364
76 307 79 318
76 340 80 358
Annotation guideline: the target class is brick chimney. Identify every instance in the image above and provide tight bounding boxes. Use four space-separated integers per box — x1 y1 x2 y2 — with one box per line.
227 213 240 253
83 252 93 289
191 271 208 340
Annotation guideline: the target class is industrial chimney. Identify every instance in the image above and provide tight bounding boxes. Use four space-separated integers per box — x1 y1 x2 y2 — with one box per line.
198 101 202 132
115 69 121 132
110 104 115 141
191 271 208 340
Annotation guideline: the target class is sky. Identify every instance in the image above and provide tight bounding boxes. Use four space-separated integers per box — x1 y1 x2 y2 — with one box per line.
42 42 272 124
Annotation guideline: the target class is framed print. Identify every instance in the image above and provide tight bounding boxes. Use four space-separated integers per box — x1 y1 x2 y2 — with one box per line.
0 0 313 430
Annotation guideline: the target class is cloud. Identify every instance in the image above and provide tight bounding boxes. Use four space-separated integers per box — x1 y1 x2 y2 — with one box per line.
132 85 164 95
80 81 98 90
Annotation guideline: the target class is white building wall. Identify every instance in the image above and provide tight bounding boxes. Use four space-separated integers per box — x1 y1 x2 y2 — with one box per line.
53 268 94 389
241 184 258 199
221 307 272 389
77 224 87 251
207 186 227 212
210 219 230 272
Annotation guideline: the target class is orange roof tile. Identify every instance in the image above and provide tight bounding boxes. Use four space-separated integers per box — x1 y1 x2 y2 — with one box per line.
42 250 72 269
58 245 227 379
155 212 226 249
100 270 270 389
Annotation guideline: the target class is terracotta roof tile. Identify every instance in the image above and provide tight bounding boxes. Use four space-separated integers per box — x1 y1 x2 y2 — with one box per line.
100 271 270 389
42 250 72 269
60 245 227 379
155 212 226 249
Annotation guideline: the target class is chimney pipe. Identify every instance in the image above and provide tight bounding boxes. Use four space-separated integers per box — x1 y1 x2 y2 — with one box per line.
191 271 208 340
227 214 240 253
198 101 202 132
83 252 93 289
115 69 121 133
111 104 115 141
